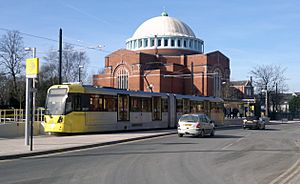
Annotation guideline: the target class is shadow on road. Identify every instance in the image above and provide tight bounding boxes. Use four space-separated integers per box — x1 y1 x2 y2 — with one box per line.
32 147 300 160
182 134 244 139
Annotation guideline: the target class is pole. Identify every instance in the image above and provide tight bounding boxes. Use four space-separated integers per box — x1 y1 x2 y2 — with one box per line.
275 83 278 112
30 89 33 151
25 78 31 145
59 28 62 85
31 48 36 151
79 67 81 82
265 90 268 117
191 62 194 95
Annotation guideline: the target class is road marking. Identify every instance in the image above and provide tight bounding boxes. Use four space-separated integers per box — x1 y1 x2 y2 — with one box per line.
269 140 300 184
221 137 244 150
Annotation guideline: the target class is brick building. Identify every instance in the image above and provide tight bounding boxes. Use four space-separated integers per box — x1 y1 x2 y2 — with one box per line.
93 12 230 97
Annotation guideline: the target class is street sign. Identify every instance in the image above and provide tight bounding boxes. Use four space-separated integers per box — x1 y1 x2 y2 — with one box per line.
26 58 39 78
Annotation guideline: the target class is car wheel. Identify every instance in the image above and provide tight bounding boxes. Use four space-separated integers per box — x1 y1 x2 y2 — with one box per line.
199 130 205 138
210 129 215 137
178 134 183 137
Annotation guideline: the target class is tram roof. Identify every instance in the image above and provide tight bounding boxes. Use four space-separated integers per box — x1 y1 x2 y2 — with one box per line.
173 94 224 102
83 85 168 97
49 84 223 101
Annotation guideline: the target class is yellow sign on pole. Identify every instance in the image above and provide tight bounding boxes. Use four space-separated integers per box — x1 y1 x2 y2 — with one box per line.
26 58 39 78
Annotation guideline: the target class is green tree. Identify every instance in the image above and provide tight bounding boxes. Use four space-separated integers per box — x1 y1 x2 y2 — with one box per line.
289 96 300 113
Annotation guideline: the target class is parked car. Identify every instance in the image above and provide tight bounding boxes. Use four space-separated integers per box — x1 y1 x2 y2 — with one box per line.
243 116 265 130
177 113 215 137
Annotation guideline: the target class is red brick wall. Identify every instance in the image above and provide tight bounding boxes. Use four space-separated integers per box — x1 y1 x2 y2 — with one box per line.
93 49 230 97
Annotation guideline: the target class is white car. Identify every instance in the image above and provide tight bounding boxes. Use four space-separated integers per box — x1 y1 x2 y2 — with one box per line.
177 113 215 137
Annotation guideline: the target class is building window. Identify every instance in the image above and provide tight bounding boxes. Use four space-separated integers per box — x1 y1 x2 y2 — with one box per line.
177 39 181 47
183 40 187 47
158 39 161 46
138 39 142 48
164 38 168 46
150 39 154 47
189 40 192 48
144 39 148 47
116 67 129 90
133 40 137 49
171 39 175 47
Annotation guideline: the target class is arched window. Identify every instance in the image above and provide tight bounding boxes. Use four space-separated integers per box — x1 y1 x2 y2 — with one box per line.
116 67 129 90
213 69 222 97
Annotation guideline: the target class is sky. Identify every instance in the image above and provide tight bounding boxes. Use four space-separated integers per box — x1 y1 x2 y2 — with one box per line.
0 0 299 92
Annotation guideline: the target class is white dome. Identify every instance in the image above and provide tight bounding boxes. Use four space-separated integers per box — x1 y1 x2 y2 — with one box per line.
126 12 204 55
131 15 196 39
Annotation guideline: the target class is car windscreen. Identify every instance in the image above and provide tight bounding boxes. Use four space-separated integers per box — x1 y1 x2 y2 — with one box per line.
179 115 198 122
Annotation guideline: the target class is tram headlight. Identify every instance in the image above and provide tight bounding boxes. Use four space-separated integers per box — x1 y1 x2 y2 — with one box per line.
57 116 63 123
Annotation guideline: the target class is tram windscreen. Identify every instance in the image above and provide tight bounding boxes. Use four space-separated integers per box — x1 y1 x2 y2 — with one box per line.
45 88 67 115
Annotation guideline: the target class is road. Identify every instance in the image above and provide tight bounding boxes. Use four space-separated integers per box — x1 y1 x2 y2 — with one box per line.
1 123 300 184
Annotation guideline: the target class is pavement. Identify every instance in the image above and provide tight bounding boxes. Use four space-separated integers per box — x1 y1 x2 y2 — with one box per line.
0 118 280 161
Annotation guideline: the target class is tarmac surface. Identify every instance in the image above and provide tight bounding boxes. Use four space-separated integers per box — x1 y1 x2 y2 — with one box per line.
0 118 257 160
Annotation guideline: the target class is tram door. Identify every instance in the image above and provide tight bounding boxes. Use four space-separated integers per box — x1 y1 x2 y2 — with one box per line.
117 94 129 121
152 96 162 121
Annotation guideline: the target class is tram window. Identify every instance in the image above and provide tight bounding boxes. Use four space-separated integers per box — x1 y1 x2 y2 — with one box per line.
103 95 117 111
89 95 103 111
176 99 183 113
65 95 73 114
142 98 151 112
211 102 217 112
162 98 168 112
131 97 142 112
183 99 190 114
196 101 204 113
81 94 90 111
190 101 197 113
74 95 81 111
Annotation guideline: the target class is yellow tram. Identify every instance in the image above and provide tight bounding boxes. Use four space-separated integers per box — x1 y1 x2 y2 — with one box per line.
44 83 224 133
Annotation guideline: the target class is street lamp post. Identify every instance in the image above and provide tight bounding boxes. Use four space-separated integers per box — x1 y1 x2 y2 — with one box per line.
79 65 83 83
262 89 268 117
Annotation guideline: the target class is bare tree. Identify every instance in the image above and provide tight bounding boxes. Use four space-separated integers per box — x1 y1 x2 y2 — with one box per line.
250 64 287 93
0 30 26 107
36 45 89 106
43 44 89 83
250 64 288 113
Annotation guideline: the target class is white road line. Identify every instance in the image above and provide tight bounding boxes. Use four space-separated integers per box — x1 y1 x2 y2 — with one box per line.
221 143 234 150
221 137 244 150
269 140 300 184
269 159 300 184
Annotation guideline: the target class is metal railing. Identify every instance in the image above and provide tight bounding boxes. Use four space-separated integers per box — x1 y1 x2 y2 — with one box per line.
0 108 44 124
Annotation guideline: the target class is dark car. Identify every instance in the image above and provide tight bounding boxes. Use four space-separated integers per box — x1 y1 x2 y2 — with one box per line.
243 116 265 130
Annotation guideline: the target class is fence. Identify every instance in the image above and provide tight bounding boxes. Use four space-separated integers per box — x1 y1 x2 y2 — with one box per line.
269 112 300 121
0 108 44 123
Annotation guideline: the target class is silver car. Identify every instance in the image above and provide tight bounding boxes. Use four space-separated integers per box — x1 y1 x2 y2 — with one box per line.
177 113 215 137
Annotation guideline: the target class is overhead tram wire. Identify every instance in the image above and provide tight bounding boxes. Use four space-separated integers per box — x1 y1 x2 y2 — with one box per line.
0 27 111 54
